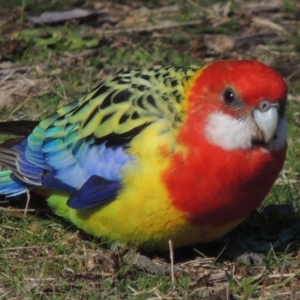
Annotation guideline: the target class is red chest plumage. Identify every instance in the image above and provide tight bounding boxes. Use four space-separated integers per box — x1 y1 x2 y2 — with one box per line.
162 135 286 227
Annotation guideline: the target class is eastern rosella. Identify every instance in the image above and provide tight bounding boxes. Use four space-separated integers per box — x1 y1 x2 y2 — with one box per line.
0 60 287 251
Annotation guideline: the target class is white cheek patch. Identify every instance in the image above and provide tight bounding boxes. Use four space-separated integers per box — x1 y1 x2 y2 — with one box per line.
204 112 256 151
204 112 287 151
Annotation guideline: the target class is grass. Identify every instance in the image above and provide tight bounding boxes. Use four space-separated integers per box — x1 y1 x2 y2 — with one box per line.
1 0 300 298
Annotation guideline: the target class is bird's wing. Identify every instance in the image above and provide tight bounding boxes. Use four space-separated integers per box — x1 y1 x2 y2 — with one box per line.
0 66 198 208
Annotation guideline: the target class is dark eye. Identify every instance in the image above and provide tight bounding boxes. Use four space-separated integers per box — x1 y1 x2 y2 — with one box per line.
222 88 243 109
223 88 236 104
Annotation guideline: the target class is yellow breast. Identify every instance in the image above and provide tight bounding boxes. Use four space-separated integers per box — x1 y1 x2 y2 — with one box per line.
47 119 243 251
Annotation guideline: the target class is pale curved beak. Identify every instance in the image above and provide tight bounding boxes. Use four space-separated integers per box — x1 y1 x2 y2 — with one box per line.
253 106 279 143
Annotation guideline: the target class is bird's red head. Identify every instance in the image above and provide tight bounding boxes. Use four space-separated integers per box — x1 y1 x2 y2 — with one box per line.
184 60 287 152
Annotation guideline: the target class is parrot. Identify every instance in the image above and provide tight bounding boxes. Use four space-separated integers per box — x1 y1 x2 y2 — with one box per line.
0 60 287 251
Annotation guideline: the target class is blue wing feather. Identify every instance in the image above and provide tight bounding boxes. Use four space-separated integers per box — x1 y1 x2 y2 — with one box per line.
67 175 121 209
4 124 133 208
0 170 28 197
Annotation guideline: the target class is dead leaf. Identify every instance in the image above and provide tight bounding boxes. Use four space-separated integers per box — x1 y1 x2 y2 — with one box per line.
204 35 235 53
0 92 14 110
29 9 106 24
252 17 287 33
0 72 50 112
241 0 282 12
50 68 62 76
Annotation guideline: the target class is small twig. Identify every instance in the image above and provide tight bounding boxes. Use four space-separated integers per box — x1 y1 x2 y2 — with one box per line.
279 256 288 282
241 2 282 12
31 107 51 120
8 96 33 116
23 189 31 218
24 277 55 281
234 32 278 42
169 239 175 286
0 67 32 76
0 207 49 213
50 86 68 103
100 19 203 35
286 67 300 81
0 291 11 299
4 246 47 250
268 273 298 278
55 74 67 101
0 71 15 83
227 285 230 300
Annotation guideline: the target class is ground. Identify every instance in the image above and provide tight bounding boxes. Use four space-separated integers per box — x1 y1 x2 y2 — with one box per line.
1 0 300 299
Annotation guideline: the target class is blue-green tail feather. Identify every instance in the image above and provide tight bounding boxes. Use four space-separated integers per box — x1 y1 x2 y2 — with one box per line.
0 170 28 197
